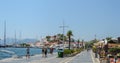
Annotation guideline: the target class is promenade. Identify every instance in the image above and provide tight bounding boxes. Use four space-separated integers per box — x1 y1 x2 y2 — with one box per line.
0 50 100 63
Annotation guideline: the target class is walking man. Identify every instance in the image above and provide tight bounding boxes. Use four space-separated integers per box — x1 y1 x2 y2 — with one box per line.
42 47 45 57
44 46 48 57
26 47 30 59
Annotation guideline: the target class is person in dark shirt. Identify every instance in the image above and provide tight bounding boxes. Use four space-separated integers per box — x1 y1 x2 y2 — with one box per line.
44 46 48 57
50 47 54 54
42 47 45 57
26 47 30 59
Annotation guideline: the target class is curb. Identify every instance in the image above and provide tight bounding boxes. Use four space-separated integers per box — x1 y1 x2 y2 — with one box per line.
59 52 81 63
91 50 100 63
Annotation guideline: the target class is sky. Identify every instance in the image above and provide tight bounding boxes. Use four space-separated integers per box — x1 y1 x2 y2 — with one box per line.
0 0 120 41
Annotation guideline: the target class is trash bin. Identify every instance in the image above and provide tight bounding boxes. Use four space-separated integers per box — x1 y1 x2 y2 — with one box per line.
58 49 64 58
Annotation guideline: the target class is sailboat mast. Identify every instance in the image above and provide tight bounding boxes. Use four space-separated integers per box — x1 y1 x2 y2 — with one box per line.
19 32 22 44
4 21 6 47
15 31 16 46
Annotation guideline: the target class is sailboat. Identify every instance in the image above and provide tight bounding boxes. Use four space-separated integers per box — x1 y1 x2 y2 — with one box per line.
0 21 17 58
0 21 7 48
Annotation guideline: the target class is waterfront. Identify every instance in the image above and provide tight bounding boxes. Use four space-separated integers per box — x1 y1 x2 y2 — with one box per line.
0 48 44 60
0 50 100 63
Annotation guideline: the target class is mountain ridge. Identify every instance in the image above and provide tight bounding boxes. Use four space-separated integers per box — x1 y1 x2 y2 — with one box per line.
0 38 38 45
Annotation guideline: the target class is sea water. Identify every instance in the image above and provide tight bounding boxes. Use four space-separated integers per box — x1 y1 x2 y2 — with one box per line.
0 48 42 60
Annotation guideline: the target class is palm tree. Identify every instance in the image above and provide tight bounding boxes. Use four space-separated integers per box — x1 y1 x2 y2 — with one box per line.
67 30 73 50
77 39 80 48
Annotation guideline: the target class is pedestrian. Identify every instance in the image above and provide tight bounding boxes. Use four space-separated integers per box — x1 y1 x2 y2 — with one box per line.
42 47 45 57
95 49 98 58
50 47 54 54
44 46 48 57
26 47 30 59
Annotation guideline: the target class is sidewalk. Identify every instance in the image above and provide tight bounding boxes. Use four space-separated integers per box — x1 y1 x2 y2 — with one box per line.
0 50 101 63
66 50 99 63
0 53 74 63
91 50 100 63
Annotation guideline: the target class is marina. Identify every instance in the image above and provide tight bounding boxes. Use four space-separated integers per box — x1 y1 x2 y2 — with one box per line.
0 48 45 60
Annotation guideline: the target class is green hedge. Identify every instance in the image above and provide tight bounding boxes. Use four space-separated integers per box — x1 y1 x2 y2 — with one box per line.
64 48 83 55
64 49 72 54
108 48 120 55
92 46 97 53
71 49 75 53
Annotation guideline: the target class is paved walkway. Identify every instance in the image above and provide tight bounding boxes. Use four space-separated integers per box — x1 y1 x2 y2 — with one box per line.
67 50 99 63
0 53 73 63
0 50 100 63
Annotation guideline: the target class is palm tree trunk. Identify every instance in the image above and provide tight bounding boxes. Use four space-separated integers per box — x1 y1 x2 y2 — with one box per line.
69 36 71 50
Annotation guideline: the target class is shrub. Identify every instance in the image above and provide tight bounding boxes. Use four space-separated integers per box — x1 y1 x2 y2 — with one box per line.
92 46 97 53
71 49 75 53
64 49 72 54
108 47 120 55
64 48 83 56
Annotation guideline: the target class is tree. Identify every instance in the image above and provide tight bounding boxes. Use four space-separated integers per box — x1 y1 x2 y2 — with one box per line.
46 36 51 42
67 30 73 50
53 35 57 42
71 38 75 42
20 43 30 47
57 34 67 42
106 37 112 41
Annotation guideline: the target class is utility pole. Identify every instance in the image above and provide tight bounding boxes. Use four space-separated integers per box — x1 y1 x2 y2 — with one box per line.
59 21 68 49
95 34 97 42
94 34 98 58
